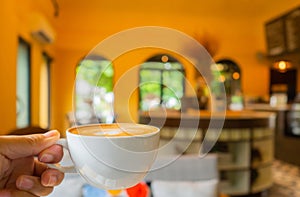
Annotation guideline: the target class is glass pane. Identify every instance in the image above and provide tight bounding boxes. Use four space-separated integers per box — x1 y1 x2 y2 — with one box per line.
16 40 30 128
139 54 185 111
39 54 51 128
139 69 161 110
162 70 184 109
75 59 114 124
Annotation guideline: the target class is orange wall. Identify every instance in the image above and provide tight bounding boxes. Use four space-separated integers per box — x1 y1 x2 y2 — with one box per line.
50 12 271 133
51 46 197 135
2 0 300 134
0 0 55 134
51 48 86 133
0 0 18 133
50 1 300 133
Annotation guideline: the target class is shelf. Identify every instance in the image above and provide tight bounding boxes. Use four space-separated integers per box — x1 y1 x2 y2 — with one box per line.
206 128 274 142
218 164 249 171
253 128 274 139
217 128 251 142
216 128 274 195
143 113 275 196
217 142 250 171
160 127 202 141
252 161 273 169
251 138 274 167
220 170 250 196
251 165 273 193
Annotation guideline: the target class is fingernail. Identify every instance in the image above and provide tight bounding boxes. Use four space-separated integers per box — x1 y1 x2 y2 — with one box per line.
18 177 34 190
40 153 54 163
43 130 58 138
47 175 58 186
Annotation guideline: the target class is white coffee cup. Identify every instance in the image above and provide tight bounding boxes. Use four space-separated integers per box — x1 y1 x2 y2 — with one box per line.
48 123 160 190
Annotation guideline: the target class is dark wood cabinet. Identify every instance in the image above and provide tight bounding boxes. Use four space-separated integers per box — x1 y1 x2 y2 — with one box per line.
269 68 297 102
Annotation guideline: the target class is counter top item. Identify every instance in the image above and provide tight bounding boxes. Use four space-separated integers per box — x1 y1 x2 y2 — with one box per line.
245 103 291 111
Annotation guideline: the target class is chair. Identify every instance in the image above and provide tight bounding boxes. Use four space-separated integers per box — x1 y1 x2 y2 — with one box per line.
144 154 220 197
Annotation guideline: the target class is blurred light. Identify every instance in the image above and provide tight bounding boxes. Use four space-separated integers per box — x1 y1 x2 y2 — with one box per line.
273 60 292 72
161 55 169 62
232 72 240 80
279 61 286 70
164 62 172 69
210 63 224 71
219 75 225 82
216 63 224 71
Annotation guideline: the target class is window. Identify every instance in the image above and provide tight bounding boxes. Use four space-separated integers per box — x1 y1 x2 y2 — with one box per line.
40 53 51 128
16 38 31 128
75 55 114 124
213 59 242 110
214 59 241 96
139 54 185 111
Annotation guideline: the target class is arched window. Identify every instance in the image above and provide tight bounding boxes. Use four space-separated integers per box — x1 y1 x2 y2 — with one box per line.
213 59 242 110
215 59 241 96
75 55 114 124
139 54 185 111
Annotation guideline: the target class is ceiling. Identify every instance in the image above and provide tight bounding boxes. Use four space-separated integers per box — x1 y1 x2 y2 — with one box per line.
54 0 300 21
38 0 300 49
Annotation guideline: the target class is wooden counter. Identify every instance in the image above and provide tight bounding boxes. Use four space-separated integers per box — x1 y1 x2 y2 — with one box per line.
139 109 276 129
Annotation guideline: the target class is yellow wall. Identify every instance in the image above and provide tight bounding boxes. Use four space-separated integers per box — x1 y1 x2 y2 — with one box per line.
48 5 280 133
0 0 55 134
49 1 300 133
51 46 197 135
2 0 300 134
0 0 17 133
51 48 86 133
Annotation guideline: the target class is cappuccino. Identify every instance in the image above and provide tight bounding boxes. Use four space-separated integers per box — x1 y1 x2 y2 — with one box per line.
48 123 160 189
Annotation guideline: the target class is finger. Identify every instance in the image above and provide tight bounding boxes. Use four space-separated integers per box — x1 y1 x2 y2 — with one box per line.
16 175 54 197
4 157 35 190
41 168 64 187
34 158 48 176
33 159 64 187
0 130 60 159
0 189 38 197
38 144 63 163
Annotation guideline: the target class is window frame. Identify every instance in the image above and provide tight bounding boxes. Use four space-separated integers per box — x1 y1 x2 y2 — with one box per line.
16 37 32 128
138 54 185 111
40 52 52 128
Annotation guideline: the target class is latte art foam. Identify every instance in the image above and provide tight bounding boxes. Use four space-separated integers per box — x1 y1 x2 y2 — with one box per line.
69 123 156 137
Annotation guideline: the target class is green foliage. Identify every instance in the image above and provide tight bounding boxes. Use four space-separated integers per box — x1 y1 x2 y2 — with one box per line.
139 61 184 110
77 59 114 92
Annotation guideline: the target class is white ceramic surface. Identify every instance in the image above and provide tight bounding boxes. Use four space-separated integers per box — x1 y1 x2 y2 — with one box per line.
52 123 160 190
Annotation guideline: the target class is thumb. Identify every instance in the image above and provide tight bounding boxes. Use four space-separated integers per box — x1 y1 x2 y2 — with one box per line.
0 130 60 159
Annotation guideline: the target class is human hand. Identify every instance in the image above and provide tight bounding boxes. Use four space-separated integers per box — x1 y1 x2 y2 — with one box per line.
0 130 64 197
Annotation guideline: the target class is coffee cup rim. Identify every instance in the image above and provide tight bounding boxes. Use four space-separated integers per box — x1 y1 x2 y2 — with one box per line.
66 123 160 138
